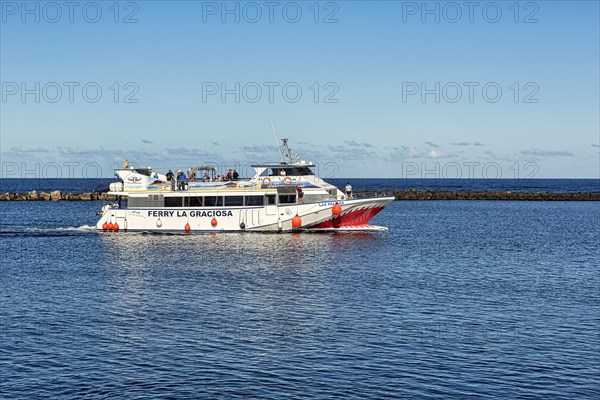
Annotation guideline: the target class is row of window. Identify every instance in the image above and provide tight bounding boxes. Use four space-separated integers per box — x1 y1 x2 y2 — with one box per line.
130 194 277 208
128 192 333 208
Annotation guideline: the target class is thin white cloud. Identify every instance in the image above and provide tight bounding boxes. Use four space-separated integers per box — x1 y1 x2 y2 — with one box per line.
9 146 51 153
240 145 275 159
427 148 443 158
448 142 484 146
165 148 220 159
521 149 574 157
344 140 374 148
385 145 457 160
58 146 102 155
328 144 378 160
482 150 525 162
449 142 471 146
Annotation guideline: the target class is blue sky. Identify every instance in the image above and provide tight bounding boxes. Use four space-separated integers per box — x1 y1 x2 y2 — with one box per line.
1 0 599 178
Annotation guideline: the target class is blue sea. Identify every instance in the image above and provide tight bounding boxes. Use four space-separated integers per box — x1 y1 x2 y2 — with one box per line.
1 180 599 398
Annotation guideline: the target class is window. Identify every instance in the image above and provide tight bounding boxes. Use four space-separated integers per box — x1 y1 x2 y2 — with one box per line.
204 196 223 207
147 194 164 207
224 196 243 206
259 166 315 176
288 167 314 176
279 194 296 204
266 194 277 205
133 168 152 177
268 167 315 176
128 196 147 207
165 197 182 207
188 197 202 207
245 196 264 206
304 194 328 204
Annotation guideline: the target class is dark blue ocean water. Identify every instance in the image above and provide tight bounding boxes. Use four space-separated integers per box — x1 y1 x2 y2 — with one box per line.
1 178 599 194
1 198 599 398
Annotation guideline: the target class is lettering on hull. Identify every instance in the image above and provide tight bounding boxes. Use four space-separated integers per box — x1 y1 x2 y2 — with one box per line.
147 210 234 218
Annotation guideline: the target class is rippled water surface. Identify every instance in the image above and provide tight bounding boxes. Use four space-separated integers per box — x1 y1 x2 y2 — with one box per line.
1 201 599 398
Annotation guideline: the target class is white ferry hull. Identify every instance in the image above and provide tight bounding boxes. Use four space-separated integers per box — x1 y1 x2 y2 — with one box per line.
98 139 395 233
96 197 394 233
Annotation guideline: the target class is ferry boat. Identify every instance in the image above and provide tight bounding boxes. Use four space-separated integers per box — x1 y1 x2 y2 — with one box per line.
96 139 394 233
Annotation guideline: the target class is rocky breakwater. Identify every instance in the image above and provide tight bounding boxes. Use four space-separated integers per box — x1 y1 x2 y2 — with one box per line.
356 189 600 201
0 191 122 201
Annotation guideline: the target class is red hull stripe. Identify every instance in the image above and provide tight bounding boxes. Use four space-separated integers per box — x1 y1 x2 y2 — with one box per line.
312 206 385 228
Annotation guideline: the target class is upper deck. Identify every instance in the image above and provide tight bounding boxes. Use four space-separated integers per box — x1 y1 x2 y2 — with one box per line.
109 138 342 198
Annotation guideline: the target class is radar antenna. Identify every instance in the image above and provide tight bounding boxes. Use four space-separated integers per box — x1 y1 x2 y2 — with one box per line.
280 138 293 163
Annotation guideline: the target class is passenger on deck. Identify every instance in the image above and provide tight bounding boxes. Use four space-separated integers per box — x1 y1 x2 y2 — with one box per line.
296 186 304 204
280 169 286 176
203 172 210 182
345 182 353 198
233 169 239 180
179 172 187 190
226 169 233 181
166 169 174 181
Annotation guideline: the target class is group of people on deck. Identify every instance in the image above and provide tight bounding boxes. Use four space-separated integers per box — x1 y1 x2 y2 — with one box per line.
165 169 188 190
225 169 240 181
164 167 354 199
165 168 240 190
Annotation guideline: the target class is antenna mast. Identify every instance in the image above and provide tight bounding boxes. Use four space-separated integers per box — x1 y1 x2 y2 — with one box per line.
280 138 293 163
264 101 283 162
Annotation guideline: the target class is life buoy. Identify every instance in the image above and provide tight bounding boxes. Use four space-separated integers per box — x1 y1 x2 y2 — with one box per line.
283 176 292 185
262 177 271 186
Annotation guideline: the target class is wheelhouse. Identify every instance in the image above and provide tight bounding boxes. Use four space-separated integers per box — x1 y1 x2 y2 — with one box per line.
251 162 316 177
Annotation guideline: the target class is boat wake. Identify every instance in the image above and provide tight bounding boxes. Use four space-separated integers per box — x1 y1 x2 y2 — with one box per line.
0 225 97 237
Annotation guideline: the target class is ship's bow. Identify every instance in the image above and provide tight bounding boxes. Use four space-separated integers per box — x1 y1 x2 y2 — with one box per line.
305 196 395 232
